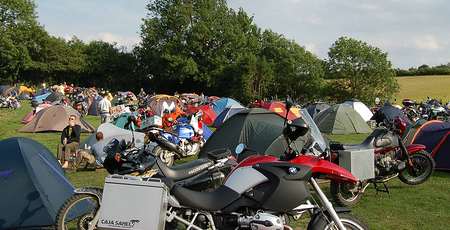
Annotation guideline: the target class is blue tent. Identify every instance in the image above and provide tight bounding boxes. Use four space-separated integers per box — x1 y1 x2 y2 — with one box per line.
32 92 51 104
211 98 243 115
213 107 246 128
412 121 450 170
202 123 213 141
0 137 77 229
36 89 50 96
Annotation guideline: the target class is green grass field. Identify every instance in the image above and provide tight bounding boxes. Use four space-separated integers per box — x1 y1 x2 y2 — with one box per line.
1 102 450 229
396 75 450 102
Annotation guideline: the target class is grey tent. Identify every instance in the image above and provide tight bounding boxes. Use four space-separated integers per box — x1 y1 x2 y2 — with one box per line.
19 105 95 133
0 137 83 229
0 85 18 97
81 123 145 164
306 102 331 118
46 91 64 103
88 95 102 116
314 104 372 134
199 108 310 160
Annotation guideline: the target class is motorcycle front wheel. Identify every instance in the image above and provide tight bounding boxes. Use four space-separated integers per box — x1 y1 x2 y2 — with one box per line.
399 151 435 185
329 181 364 207
307 213 368 230
56 191 102 230
153 146 175 166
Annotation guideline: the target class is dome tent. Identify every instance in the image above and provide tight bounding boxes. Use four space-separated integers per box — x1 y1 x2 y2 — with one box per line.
306 102 331 118
19 105 95 133
411 120 450 170
343 99 373 122
0 137 86 229
314 104 372 134
213 106 246 128
199 108 310 160
211 97 244 115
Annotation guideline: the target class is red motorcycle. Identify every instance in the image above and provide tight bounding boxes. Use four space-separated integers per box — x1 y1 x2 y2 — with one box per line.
57 99 368 230
329 117 435 207
157 105 368 229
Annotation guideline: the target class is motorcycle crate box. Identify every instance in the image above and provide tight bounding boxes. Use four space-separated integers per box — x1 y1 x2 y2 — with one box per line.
98 175 167 230
338 149 375 181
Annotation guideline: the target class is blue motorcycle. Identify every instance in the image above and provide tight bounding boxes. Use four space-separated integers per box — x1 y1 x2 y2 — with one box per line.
144 116 205 166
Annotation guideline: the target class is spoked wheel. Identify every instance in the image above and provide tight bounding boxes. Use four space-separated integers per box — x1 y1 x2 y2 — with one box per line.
330 181 364 207
399 151 435 185
153 146 175 166
307 213 368 230
56 193 101 230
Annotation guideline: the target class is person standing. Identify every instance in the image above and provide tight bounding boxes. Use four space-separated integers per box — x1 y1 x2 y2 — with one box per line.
58 115 81 168
98 93 112 123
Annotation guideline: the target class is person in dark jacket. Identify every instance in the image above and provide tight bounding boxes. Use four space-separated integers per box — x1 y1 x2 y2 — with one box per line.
57 115 81 168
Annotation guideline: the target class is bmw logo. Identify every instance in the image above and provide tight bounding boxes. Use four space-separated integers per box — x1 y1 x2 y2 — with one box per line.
288 167 298 175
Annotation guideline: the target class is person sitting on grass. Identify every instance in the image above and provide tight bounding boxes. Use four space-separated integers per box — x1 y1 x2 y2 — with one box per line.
57 115 81 168
72 131 105 171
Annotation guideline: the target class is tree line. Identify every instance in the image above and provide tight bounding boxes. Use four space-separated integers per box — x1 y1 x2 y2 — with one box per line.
1 0 399 105
396 64 450 77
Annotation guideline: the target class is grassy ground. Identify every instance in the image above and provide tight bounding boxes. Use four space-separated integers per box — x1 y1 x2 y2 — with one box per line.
1 102 450 229
395 75 450 102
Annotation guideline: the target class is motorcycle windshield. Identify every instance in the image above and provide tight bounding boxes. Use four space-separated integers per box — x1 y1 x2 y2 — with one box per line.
300 109 327 153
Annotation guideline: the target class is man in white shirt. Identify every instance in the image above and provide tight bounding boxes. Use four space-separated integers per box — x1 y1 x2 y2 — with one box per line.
98 93 112 123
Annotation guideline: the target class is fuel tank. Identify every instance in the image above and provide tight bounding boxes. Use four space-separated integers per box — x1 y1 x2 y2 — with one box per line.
224 155 311 212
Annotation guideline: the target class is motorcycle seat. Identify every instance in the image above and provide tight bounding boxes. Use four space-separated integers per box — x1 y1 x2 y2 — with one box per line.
170 184 240 211
332 128 387 151
156 158 214 181
341 137 375 150
205 148 232 161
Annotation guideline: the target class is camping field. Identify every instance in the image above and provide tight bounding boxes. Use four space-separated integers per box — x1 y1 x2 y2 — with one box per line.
1 102 450 229
395 75 450 102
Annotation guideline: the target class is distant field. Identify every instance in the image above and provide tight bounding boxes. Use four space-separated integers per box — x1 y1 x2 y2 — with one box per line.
396 75 450 102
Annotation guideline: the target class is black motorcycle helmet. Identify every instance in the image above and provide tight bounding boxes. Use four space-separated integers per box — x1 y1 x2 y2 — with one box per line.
283 118 309 141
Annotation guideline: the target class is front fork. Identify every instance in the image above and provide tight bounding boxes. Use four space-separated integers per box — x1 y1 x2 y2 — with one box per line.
310 178 347 230
398 136 414 168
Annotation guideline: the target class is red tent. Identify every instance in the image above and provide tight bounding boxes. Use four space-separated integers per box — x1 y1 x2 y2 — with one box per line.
186 104 217 126
251 100 300 121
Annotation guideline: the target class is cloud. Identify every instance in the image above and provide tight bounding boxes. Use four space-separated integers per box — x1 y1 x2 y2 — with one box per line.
96 32 140 48
303 43 318 53
413 35 442 51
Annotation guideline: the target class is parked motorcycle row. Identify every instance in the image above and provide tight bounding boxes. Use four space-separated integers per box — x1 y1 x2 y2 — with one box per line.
0 96 21 109
56 98 436 230
401 98 449 122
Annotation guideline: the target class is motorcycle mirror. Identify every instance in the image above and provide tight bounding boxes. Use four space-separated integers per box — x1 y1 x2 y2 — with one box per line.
235 143 246 155
285 96 294 111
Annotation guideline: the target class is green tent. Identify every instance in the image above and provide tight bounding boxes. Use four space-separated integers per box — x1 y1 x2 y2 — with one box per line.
314 104 371 134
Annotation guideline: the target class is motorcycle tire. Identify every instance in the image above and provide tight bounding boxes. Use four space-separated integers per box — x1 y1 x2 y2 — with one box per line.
307 213 368 230
153 146 175 166
398 151 435 185
330 181 363 207
56 190 102 230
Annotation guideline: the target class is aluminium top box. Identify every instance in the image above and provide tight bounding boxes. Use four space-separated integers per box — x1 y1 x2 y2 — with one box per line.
98 175 167 230
338 148 375 181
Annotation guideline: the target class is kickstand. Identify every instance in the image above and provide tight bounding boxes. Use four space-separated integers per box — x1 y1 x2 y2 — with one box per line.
373 182 390 195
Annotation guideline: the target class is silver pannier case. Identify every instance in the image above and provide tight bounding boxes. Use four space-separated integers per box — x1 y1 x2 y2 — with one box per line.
338 149 375 181
98 175 168 230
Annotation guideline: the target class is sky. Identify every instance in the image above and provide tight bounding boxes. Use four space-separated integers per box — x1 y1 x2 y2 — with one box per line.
35 0 450 68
